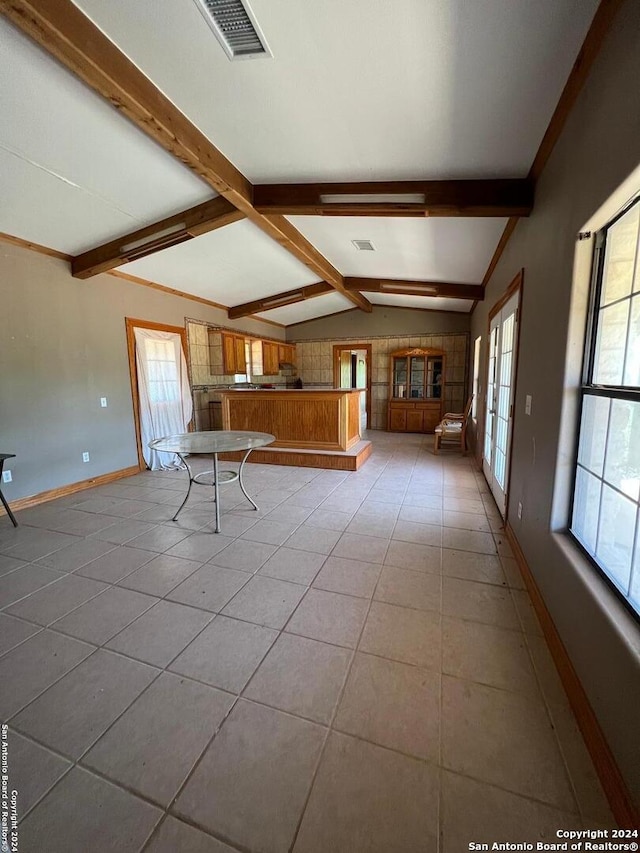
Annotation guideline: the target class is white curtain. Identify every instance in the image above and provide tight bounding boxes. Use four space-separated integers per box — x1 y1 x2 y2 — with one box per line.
134 328 193 470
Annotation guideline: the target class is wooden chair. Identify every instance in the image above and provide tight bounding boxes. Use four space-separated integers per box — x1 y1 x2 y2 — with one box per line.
433 397 473 455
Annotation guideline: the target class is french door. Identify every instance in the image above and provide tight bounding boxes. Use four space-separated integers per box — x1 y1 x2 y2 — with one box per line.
483 289 520 516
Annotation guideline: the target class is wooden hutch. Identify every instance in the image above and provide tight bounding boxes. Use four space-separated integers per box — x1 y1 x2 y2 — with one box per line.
387 348 445 433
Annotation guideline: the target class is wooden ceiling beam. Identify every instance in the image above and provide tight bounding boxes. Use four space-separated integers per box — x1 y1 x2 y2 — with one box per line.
261 214 371 312
253 180 534 217
72 197 244 279
345 277 483 301
0 0 369 310
0 0 251 200
228 282 335 319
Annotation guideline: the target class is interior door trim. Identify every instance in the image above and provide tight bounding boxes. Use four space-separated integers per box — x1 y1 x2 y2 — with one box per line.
489 268 524 321
125 318 191 470
332 343 372 429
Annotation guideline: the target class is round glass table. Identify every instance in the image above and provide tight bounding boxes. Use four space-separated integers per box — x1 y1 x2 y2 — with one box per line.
148 431 275 533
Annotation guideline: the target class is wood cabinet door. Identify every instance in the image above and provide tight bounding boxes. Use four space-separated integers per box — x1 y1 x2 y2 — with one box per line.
280 344 296 365
262 342 278 375
389 408 407 431
406 410 424 432
234 336 246 374
222 333 236 374
270 344 280 374
422 409 441 433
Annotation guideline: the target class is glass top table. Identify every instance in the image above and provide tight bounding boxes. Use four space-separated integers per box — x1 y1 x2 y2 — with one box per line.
149 431 275 533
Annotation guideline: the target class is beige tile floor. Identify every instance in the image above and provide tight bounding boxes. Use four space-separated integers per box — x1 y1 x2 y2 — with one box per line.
0 432 614 852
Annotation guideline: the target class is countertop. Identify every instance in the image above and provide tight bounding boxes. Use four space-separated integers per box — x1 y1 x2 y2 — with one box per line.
218 387 362 393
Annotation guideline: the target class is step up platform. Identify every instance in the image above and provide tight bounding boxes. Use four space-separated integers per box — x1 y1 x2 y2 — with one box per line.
219 439 372 471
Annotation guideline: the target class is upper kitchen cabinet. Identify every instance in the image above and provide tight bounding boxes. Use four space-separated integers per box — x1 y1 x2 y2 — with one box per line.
222 332 247 375
262 341 280 375
208 329 247 376
278 344 296 366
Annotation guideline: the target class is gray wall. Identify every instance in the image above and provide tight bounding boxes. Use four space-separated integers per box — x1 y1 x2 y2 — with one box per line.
470 0 640 809
287 305 470 341
0 241 283 501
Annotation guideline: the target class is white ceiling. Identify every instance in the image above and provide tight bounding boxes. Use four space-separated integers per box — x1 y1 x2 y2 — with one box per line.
256 292 354 325
1 1 600 324
0 20 213 254
72 0 598 182
122 219 319 304
287 216 508 283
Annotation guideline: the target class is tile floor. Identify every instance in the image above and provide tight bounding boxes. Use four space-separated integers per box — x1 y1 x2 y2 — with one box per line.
0 432 614 852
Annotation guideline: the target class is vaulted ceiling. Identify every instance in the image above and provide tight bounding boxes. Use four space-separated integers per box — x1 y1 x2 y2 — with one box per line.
0 0 602 325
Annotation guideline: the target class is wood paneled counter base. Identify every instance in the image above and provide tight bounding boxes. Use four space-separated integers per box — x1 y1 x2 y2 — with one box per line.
220 389 362 451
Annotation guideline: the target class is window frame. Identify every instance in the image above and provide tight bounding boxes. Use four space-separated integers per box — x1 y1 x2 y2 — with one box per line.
569 194 640 622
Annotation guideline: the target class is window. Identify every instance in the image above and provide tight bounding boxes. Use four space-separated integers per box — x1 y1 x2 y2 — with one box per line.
144 338 180 403
472 335 481 420
571 196 640 618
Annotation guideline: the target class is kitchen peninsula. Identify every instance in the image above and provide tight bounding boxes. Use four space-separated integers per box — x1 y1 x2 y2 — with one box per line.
218 388 372 470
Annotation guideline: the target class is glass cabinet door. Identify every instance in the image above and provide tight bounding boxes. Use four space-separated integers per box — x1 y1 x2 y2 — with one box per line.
392 357 408 398
426 356 443 398
390 351 445 402
409 356 425 398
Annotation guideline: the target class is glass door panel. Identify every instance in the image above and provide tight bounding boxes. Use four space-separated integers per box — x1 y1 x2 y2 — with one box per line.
483 325 497 466
426 357 443 398
393 357 408 398
409 356 424 398
483 291 519 516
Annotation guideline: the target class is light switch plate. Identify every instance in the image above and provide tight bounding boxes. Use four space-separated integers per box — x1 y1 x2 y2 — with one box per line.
2 470 11 483
100 397 108 407
525 395 532 415
82 452 90 463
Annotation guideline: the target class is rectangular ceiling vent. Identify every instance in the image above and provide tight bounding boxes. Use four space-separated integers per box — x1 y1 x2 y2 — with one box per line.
352 240 375 251
193 0 272 60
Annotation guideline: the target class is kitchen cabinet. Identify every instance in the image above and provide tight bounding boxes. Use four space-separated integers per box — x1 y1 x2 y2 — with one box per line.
222 332 247 375
278 344 296 366
262 341 280 375
387 348 445 433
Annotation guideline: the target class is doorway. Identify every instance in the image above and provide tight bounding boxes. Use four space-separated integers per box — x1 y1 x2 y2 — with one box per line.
332 343 371 431
482 272 523 517
125 318 193 470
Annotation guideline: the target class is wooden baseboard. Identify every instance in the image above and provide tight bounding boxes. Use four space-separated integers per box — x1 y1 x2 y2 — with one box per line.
505 523 639 828
0 465 141 516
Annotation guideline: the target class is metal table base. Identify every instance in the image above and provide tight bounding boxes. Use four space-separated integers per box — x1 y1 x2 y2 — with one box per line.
173 447 259 533
149 432 275 535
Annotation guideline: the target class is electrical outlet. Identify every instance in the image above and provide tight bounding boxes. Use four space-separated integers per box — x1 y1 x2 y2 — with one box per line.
525 395 532 415
100 397 108 408
2 470 12 484
82 452 90 463
517 501 523 520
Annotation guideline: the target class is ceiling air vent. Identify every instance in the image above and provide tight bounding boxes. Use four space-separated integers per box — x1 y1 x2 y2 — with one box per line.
193 0 272 60
352 239 375 251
